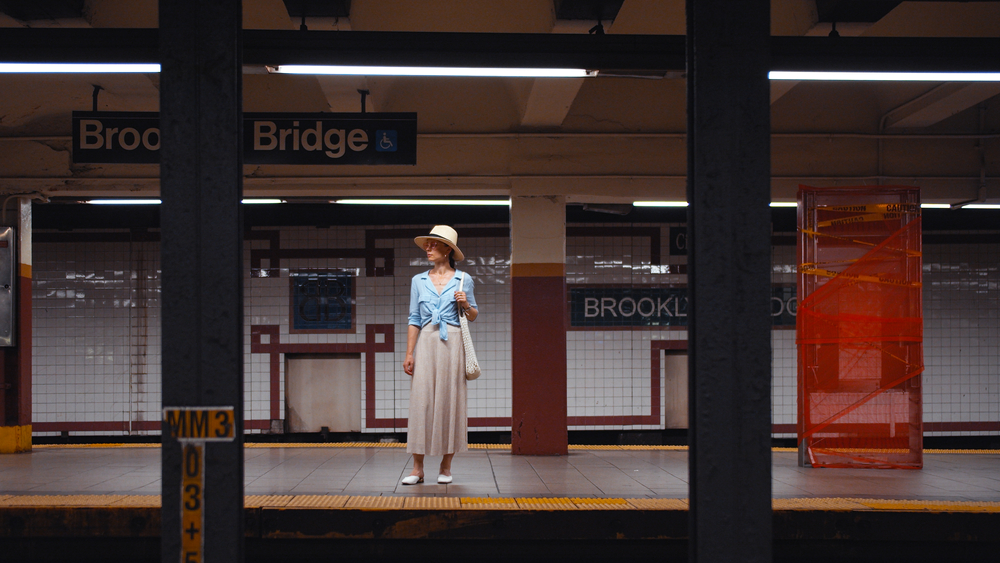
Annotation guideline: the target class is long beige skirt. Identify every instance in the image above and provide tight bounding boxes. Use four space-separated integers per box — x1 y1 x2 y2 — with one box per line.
406 323 468 455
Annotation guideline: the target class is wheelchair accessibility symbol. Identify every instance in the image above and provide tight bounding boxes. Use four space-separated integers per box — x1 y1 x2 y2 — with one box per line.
375 130 397 152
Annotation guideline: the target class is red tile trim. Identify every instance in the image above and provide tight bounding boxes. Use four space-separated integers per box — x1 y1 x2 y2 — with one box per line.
567 340 686 426
251 324 395 429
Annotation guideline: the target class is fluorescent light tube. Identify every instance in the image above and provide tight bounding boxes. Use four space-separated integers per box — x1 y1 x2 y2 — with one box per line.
88 199 162 205
273 65 595 78
333 198 511 206
0 63 160 73
633 201 688 207
920 203 950 209
88 199 286 205
769 202 798 208
963 203 1000 209
769 71 1000 82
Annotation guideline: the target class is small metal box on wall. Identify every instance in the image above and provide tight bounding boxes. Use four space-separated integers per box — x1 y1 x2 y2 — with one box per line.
0 227 15 346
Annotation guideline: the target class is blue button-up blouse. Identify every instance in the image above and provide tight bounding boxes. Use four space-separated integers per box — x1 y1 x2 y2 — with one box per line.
408 270 478 340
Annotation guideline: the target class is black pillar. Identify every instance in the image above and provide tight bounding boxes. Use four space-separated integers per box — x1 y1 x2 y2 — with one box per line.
159 1 244 562
686 1 772 562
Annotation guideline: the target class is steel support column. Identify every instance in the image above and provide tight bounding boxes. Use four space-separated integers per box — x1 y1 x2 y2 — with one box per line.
686 1 773 562
159 1 244 562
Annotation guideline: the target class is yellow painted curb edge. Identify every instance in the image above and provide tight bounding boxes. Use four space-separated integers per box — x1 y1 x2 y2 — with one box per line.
0 425 31 454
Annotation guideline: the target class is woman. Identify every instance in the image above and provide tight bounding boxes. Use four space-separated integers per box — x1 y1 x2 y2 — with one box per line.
401 225 478 485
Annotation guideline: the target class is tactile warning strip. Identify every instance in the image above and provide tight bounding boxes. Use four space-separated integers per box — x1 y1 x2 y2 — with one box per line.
111 495 161 507
851 498 1000 512
460 497 519 509
35 443 160 449
516 497 577 510
0 495 124 507
1 494 998 512
285 495 350 508
468 444 512 450
571 497 635 510
245 495 294 508
627 498 689 510
344 495 406 509
773 498 869 510
403 496 461 509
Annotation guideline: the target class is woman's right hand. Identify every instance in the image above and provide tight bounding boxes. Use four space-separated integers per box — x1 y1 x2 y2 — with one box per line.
403 353 415 376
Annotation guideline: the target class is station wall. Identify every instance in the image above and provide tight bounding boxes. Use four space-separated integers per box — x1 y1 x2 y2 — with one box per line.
29 222 1000 438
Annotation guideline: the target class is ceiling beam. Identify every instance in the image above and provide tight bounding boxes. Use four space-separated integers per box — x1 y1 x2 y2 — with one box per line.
520 78 586 128
884 82 1000 130
1 29 998 73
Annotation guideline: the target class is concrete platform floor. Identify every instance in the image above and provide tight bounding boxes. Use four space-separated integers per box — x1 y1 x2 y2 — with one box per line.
1 443 999 502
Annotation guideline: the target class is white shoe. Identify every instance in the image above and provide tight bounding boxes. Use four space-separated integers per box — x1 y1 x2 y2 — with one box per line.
437 474 453 484
401 475 424 485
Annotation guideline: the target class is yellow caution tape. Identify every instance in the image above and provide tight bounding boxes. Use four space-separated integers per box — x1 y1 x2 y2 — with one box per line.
797 229 922 257
817 203 920 214
817 212 907 228
799 267 922 288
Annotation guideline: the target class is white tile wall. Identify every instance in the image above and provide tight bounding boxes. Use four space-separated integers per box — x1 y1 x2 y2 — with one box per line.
30 224 1000 438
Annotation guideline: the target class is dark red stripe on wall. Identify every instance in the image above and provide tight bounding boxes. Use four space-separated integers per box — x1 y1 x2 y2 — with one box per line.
17 272 32 426
924 421 1000 433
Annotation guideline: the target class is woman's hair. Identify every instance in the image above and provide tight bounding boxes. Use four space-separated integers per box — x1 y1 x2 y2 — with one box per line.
448 247 456 269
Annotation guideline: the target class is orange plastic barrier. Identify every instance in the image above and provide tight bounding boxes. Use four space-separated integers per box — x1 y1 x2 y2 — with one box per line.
797 186 923 468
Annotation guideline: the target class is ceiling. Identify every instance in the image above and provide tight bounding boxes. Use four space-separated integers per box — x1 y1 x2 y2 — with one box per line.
0 0 998 206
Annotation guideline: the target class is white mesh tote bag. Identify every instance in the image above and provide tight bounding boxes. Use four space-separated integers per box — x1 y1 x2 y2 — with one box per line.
457 274 481 380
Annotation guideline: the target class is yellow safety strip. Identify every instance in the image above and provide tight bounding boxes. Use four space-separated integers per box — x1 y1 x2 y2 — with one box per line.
2 494 998 512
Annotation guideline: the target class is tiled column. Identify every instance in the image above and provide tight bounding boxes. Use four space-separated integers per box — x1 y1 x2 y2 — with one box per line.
0 199 32 454
510 195 568 455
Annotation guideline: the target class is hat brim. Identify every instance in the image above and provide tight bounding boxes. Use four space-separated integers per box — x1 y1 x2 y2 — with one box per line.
414 235 465 261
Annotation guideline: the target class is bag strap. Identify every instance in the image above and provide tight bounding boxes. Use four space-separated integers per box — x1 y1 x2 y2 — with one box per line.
456 272 464 316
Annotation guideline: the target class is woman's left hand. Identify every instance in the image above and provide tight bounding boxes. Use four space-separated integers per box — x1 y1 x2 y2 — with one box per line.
455 291 468 308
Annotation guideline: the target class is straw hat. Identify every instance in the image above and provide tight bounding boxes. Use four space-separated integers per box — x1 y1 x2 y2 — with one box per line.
414 225 465 261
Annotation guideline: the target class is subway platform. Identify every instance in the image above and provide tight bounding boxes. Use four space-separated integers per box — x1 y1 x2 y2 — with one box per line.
2 443 999 562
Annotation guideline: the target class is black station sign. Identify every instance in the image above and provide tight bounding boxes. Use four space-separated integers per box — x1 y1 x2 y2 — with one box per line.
569 285 796 329
72 111 417 165
289 271 355 332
